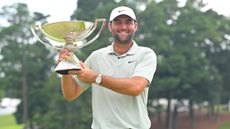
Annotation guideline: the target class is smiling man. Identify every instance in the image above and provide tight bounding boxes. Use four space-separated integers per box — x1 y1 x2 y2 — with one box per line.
59 6 157 129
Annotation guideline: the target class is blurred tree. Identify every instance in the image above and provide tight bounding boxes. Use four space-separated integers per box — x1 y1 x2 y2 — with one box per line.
0 3 53 129
137 0 228 129
33 73 92 129
202 10 230 105
162 0 227 128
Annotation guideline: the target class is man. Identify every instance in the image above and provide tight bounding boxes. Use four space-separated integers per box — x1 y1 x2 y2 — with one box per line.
59 6 157 129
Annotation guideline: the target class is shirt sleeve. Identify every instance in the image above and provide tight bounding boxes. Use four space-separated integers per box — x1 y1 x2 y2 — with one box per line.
133 48 157 84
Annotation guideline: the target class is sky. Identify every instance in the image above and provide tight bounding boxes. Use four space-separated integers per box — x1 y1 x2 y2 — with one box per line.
201 0 230 16
0 0 77 22
0 0 230 23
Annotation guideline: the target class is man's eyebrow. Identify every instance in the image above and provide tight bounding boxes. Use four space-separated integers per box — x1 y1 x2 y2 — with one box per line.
114 18 133 21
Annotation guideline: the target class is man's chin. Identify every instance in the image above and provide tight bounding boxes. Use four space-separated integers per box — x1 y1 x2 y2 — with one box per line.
117 39 132 44
114 35 132 44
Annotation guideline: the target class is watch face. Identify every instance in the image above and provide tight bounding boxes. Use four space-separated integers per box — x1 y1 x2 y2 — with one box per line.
96 74 102 84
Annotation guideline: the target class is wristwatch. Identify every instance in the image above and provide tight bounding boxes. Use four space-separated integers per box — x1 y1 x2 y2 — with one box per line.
95 74 102 84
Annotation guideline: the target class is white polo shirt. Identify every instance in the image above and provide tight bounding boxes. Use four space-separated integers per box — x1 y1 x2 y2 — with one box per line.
75 41 157 129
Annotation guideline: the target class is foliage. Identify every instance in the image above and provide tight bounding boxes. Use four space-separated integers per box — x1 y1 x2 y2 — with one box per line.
0 3 53 128
34 73 92 129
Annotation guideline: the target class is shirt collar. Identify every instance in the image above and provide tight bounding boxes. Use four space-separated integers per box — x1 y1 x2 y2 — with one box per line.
107 41 139 56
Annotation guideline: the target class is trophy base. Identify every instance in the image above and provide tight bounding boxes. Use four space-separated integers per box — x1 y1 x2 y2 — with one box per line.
54 60 81 74
55 69 81 74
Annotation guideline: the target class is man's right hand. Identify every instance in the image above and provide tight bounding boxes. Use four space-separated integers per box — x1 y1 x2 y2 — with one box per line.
57 48 71 64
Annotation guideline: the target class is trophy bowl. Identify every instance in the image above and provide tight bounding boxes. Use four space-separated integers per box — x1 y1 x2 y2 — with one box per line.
31 18 106 74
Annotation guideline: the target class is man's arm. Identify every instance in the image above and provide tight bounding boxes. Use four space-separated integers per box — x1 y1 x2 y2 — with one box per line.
57 49 86 101
61 75 85 101
70 62 149 96
99 75 149 96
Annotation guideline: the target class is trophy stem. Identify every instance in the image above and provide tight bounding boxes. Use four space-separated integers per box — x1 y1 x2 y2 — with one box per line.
54 53 81 74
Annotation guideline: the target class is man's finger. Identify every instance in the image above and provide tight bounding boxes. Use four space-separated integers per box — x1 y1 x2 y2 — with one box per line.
68 70 80 75
79 61 87 69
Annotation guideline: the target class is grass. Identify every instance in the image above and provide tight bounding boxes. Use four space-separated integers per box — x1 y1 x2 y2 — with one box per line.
218 122 230 129
0 115 23 129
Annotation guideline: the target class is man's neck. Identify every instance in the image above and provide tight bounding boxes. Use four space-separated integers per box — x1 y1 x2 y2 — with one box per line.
113 41 133 55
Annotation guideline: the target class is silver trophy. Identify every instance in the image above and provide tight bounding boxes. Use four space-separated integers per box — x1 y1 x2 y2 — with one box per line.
31 18 106 74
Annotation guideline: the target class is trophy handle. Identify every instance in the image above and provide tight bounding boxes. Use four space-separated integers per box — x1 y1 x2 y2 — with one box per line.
78 18 106 48
30 25 61 50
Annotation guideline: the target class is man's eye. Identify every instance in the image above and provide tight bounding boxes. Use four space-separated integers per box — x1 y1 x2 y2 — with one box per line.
126 21 132 24
114 21 121 24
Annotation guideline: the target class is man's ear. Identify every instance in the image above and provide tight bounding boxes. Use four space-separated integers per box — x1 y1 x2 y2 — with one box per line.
134 22 138 31
108 22 112 32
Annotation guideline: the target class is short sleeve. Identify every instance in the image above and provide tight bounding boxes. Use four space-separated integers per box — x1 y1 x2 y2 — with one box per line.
133 48 157 84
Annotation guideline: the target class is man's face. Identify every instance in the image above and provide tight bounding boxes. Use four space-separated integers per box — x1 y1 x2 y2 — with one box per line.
109 15 138 44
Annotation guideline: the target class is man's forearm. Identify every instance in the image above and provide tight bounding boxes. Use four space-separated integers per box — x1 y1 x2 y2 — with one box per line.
99 75 148 96
61 75 84 100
